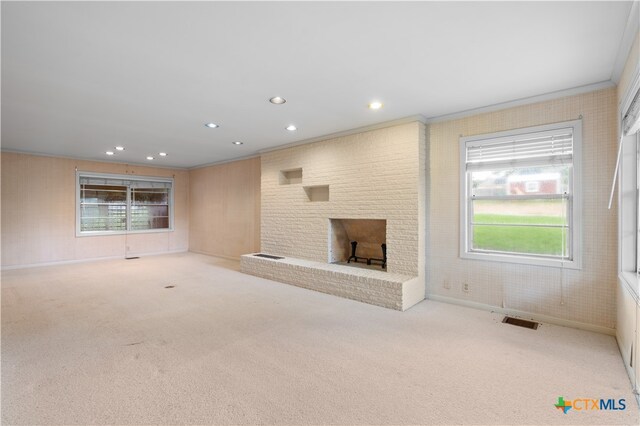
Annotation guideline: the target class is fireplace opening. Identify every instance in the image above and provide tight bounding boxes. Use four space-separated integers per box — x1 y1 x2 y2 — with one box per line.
329 219 387 271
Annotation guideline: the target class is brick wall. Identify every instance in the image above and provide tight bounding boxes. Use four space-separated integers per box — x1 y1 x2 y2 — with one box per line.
260 121 425 277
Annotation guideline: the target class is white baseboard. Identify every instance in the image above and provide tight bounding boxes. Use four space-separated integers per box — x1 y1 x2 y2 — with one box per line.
1 249 188 270
125 248 188 259
187 249 242 262
428 294 615 336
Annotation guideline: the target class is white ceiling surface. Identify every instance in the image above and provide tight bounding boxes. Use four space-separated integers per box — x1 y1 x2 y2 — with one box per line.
1 2 633 168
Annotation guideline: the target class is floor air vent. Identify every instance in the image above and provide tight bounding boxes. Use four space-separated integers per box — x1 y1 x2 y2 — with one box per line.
502 316 539 330
253 254 284 260
125 256 140 260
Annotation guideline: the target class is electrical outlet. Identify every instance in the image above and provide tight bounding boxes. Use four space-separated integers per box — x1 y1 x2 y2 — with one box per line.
463 283 470 293
443 279 450 289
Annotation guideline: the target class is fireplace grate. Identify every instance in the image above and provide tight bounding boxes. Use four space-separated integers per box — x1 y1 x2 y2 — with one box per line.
502 316 539 330
348 241 386 269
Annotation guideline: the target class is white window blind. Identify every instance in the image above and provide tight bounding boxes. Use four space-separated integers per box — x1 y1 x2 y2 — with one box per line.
465 129 573 171
610 74 640 209
622 88 640 136
79 176 172 188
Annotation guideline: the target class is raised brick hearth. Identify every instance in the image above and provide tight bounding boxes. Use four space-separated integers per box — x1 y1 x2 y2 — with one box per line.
241 254 424 310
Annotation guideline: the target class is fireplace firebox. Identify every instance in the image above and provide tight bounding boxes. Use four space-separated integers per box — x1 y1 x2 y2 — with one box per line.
329 219 387 270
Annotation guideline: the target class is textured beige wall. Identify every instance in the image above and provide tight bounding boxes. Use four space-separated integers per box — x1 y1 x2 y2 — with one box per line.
1 152 189 267
188 157 261 259
429 88 618 329
261 122 424 277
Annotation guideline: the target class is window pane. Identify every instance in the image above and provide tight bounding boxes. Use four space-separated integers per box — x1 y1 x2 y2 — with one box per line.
80 185 127 231
473 199 567 226
472 225 569 257
81 185 127 203
471 165 571 196
471 198 569 258
81 217 127 232
80 205 126 231
131 188 169 230
132 188 169 204
130 205 169 230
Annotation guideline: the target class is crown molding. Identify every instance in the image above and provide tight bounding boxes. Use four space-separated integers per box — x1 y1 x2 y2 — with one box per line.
189 153 261 170
0 148 189 171
425 81 615 124
257 115 427 155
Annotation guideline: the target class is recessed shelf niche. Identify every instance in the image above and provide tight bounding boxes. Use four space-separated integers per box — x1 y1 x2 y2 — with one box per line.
279 168 303 185
304 185 329 202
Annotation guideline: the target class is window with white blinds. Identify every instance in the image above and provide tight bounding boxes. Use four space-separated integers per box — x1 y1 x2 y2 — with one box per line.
465 129 573 170
636 134 639 276
459 120 582 269
616 74 640 297
77 172 173 234
622 88 640 136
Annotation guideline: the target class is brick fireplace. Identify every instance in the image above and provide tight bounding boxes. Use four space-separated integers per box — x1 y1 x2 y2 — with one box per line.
241 121 427 310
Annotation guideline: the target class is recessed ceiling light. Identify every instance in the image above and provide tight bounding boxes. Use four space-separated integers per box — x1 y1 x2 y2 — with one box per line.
115 146 125 151
159 152 167 157
205 122 219 128
286 125 297 131
232 141 243 145
269 96 286 105
106 151 114 156
146 156 154 160
368 101 383 110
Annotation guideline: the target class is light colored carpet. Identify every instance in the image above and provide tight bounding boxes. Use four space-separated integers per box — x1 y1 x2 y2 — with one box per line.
2 252 638 425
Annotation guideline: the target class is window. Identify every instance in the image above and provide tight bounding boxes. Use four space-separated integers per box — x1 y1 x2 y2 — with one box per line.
77 172 173 235
460 120 582 268
618 130 639 283
617 74 640 297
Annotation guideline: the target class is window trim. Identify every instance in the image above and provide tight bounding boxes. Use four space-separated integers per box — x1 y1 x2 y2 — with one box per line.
618 65 640 296
459 120 583 269
76 171 175 237
636 132 639 275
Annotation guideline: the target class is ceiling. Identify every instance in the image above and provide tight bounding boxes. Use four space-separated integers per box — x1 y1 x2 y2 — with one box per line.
1 1 633 168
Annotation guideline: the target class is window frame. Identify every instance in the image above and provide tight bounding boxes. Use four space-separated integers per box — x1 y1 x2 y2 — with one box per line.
76 171 174 237
459 120 583 269
618 66 640 295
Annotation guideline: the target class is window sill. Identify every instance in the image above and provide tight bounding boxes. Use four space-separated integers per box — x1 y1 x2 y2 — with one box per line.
76 228 173 237
461 250 581 270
